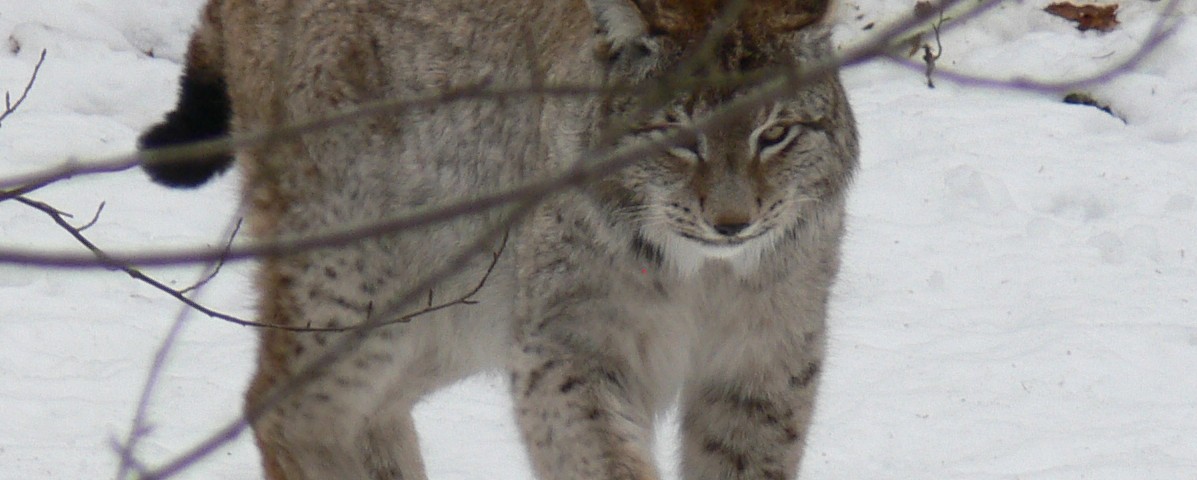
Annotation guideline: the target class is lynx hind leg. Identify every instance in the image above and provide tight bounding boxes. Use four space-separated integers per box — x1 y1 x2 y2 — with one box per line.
245 248 508 480
253 407 425 480
247 325 431 480
679 358 823 480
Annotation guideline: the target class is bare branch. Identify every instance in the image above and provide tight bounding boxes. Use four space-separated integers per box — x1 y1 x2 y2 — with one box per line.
113 215 249 480
0 82 629 191
0 180 54 202
921 5 945 89
12 195 254 326
0 49 46 128
0 66 773 192
77 201 106 232
13 196 503 332
113 259 220 480
178 218 242 294
2 56 55 202
373 230 508 328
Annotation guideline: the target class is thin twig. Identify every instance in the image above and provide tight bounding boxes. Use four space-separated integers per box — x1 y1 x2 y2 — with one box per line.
178 218 242 294
0 49 46 127
112 216 237 480
14 197 503 332
76 201 106 232
379 230 508 326
0 50 50 204
923 7 945 88
12 195 254 326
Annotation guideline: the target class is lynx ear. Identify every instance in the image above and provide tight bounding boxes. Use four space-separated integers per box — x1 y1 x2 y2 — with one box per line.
585 0 653 62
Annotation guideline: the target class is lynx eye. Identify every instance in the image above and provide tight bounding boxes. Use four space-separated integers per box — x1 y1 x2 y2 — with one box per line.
668 145 699 162
667 130 702 162
635 120 700 163
757 124 790 149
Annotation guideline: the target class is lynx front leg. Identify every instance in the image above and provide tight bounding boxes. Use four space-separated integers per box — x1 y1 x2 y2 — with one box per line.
511 339 661 480
680 359 823 480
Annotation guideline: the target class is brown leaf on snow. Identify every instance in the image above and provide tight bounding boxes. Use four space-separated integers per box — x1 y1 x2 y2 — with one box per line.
1045 2 1120 33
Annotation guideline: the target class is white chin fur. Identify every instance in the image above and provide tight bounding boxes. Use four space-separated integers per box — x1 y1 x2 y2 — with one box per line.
644 227 776 278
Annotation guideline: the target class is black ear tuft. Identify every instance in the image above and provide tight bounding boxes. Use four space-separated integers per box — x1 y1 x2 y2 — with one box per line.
139 65 233 188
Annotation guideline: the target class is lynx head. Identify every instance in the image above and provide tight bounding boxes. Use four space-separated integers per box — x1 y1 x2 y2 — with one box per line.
584 0 858 276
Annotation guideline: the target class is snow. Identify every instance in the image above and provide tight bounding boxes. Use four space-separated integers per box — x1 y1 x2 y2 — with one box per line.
1 1 1194 479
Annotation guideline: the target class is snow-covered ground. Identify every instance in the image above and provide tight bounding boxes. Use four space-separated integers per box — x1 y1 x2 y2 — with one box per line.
1 1 1193 478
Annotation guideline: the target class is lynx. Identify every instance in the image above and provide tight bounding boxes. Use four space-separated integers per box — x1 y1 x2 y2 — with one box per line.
140 0 858 479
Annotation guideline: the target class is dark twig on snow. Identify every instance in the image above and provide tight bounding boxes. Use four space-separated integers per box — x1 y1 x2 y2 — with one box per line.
922 6 945 89
76 201 106 232
12 195 254 326
13 196 505 333
0 49 46 128
0 50 50 204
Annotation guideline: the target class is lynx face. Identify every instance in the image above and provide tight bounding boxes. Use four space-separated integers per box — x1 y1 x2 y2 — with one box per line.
586 14 852 275
600 39 853 276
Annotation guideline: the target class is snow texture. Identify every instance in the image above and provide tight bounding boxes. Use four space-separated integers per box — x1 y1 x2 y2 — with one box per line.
0 1 1194 478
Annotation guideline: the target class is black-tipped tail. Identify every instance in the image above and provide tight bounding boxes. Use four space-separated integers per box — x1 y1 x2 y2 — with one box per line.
139 64 233 188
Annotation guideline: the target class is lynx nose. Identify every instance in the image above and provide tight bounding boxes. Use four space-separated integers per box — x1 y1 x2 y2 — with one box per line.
713 222 750 237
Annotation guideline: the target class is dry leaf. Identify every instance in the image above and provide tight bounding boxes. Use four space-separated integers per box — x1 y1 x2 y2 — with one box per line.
1045 2 1120 33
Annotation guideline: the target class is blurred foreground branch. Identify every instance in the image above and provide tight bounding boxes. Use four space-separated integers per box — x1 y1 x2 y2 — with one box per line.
0 0 1006 270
